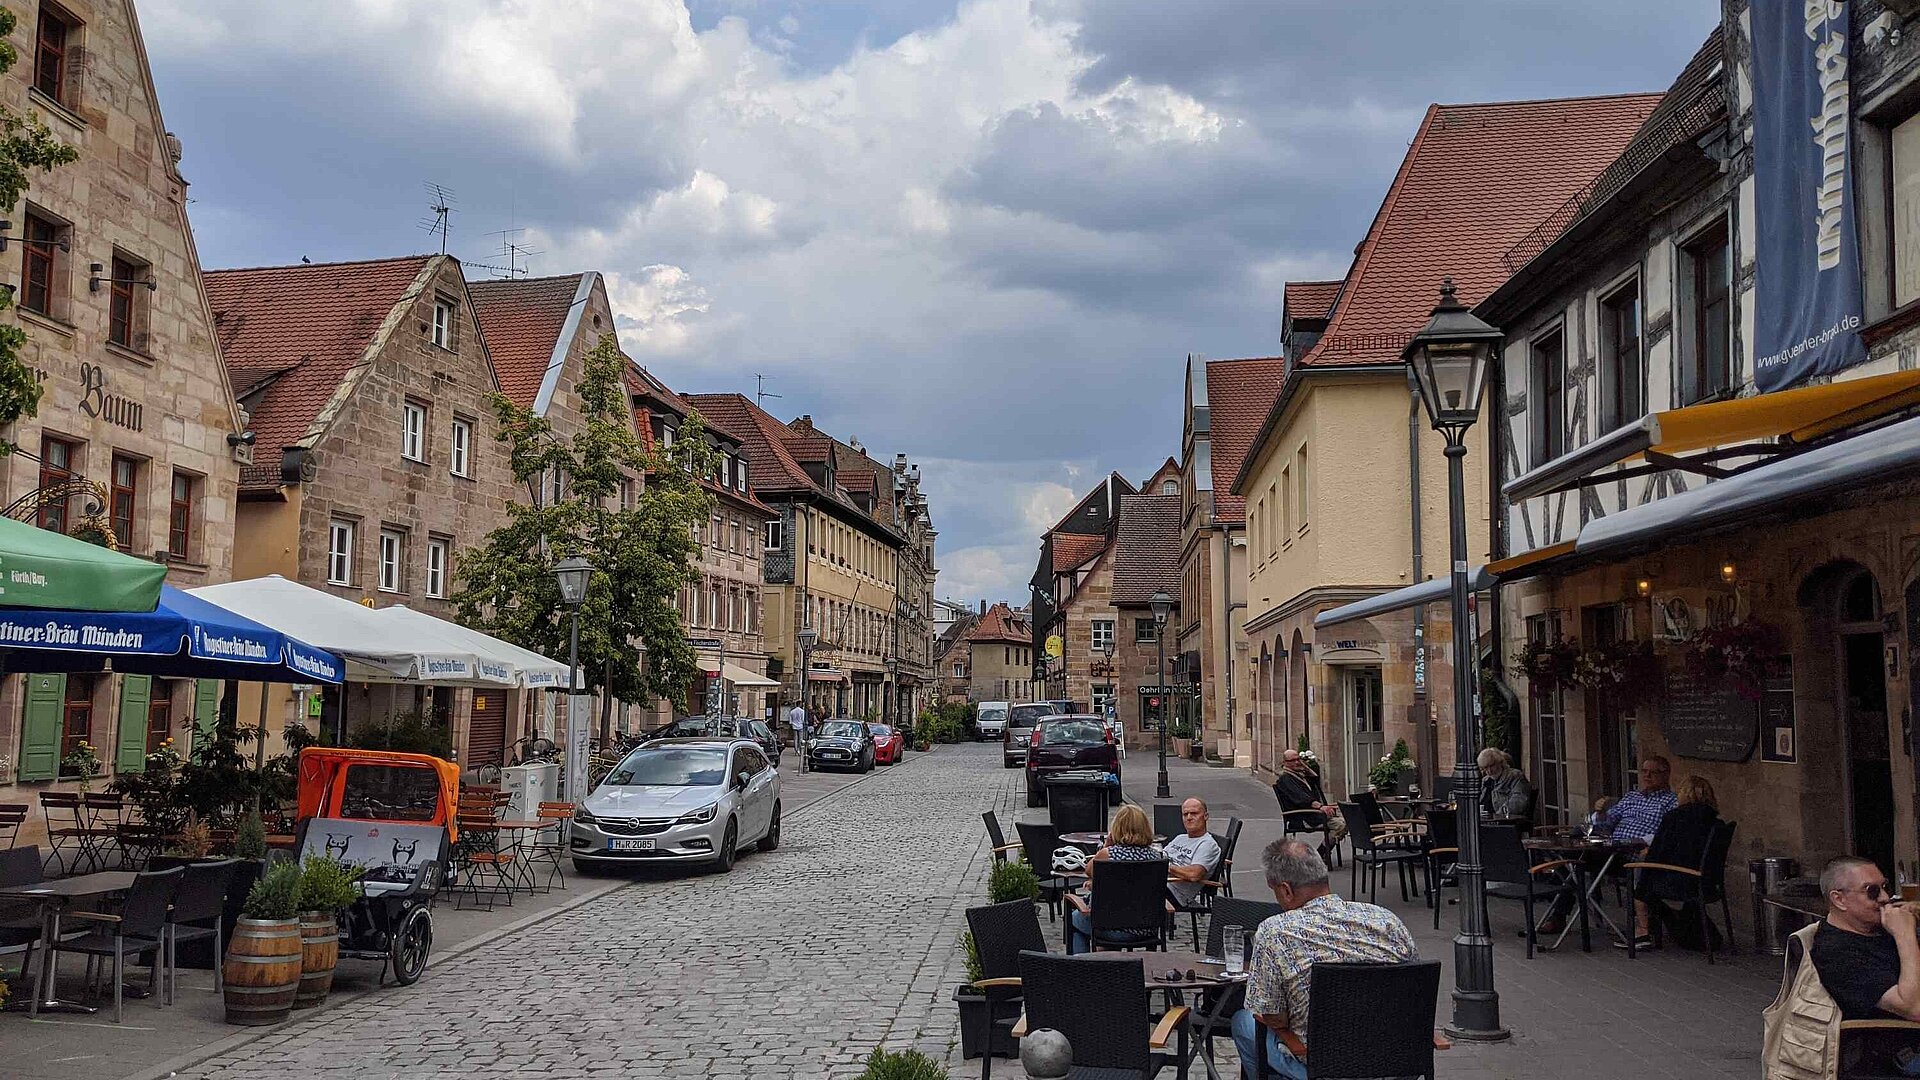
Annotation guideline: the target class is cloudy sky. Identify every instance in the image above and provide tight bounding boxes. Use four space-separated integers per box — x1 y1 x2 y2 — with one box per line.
144 0 1716 604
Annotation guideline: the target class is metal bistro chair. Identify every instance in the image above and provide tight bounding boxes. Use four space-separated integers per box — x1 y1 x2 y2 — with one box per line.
165 859 239 997
0 846 47 984
36 865 183 1022
1152 803 1184 841
1337 803 1423 905
966 899 1049 1080
1480 824 1582 959
1014 821 1071 923
81 793 129 871
1622 818 1738 963
1422 808 1460 930
1017 950 1190 1079
454 811 516 911
529 801 574 892
982 812 1022 865
0 803 27 849
1087 857 1170 952
1256 961 1442 1080
1190 896 1286 1074
39 792 89 876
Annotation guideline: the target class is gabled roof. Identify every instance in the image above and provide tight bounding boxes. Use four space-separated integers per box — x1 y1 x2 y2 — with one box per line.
467 274 587 411
206 255 439 489
1052 533 1108 574
1111 494 1184 606
1283 280 1343 322
1140 457 1180 493
1204 358 1286 524
1048 472 1135 536
682 393 815 493
1298 94 1661 373
966 602 1031 646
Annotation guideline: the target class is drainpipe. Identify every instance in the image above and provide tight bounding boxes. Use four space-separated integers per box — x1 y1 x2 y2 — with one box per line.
1409 372 1439 790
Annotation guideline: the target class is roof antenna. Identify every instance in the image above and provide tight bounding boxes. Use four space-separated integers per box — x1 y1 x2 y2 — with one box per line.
418 182 457 254
755 374 783 409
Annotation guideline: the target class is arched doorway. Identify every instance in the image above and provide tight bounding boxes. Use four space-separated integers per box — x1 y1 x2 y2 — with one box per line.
1801 561 1895 874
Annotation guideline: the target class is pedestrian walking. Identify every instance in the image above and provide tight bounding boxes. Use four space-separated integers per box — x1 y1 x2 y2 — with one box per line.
788 700 810 772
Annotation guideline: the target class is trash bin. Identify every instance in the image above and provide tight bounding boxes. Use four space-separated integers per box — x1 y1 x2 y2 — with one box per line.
1749 856 1802 955
1044 770 1112 836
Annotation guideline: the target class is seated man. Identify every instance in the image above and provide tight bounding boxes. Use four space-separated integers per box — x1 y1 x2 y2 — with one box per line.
1807 856 1920 1076
1594 755 1676 845
1232 839 1418 1080
1477 748 1534 821
1274 750 1348 846
1165 797 1223 908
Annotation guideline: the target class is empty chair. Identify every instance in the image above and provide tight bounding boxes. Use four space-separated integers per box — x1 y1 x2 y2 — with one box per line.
981 812 1021 865
1018 950 1189 1078
1152 802 1183 840
1288 961 1442 1079
965 899 1049 1080
39 792 88 876
1480 824 1582 958
530 802 574 891
1337 803 1423 905
1422 808 1460 930
81 793 127 871
165 859 239 996
0 803 27 849
0 846 45 984
1432 774 1455 804
36 865 182 1022
1086 857 1170 952
1013 821 1069 922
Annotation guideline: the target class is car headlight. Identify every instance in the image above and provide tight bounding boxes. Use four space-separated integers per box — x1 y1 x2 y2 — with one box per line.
572 809 598 825
677 803 718 825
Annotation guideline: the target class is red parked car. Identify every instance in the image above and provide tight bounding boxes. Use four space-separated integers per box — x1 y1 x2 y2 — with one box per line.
868 723 905 765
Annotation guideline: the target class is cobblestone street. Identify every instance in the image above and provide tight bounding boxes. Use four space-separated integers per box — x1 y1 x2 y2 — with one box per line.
171 745 1016 1080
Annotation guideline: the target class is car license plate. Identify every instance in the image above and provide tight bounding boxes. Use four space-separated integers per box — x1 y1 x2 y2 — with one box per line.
608 838 654 852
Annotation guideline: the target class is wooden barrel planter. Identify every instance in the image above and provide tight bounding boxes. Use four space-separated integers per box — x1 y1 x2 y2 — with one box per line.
223 918 302 1025
293 912 341 1009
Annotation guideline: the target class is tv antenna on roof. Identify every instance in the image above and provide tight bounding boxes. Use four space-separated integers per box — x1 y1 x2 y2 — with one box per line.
755 374 782 409
478 227 543 279
417 182 457 254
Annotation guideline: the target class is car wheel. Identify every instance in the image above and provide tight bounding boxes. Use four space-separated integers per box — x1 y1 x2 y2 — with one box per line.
712 820 738 873
572 858 602 876
758 803 781 852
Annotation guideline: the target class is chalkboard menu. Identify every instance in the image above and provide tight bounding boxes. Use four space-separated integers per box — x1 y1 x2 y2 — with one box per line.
1659 664 1759 762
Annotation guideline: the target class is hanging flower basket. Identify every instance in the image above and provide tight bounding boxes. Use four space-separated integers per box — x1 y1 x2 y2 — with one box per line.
1515 635 1581 691
1684 621 1782 701
1572 639 1662 706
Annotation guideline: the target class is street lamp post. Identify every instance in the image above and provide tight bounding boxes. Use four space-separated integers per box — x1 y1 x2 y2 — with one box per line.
552 556 593 805
1403 278 1508 1042
1149 591 1172 800
797 626 818 772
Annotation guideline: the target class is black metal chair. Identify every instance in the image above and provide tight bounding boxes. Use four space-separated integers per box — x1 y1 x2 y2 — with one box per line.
1017 950 1189 1079
1266 961 1441 1079
1274 782 1341 868
1337 803 1422 904
1152 803 1183 841
0 803 27 849
983 812 1022 864
1190 896 1286 1073
1167 821 1236 949
966 900 1050 1080
1014 821 1070 922
1622 818 1738 963
35 865 182 1022
0 846 45 983
1480 824 1581 959
1087 858 1170 952
1432 775 1455 804
166 859 239 997
1422 808 1459 930
1216 817 1243 898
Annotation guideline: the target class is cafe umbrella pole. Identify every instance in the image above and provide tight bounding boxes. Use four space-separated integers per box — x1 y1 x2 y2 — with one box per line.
1151 591 1172 800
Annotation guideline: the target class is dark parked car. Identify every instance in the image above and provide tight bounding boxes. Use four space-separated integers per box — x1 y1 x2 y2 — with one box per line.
1024 715 1119 807
641 717 781 765
807 719 876 772
1002 702 1063 768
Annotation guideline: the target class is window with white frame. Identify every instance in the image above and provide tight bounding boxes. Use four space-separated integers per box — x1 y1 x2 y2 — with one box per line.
735 458 747 492
402 401 427 462
1091 684 1115 715
327 520 356 585
430 298 455 349
426 536 450 599
449 416 472 478
952 662 966 678
1091 619 1116 654
378 529 405 593
765 519 784 552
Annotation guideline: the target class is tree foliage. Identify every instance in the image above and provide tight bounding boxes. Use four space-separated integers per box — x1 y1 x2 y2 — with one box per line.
0 8 79 442
455 337 715 721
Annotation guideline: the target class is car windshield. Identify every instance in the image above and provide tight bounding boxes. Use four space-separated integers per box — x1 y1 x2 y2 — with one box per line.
978 706 1007 722
1009 705 1052 727
820 721 865 739
868 724 892 736
1042 719 1107 744
605 747 728 787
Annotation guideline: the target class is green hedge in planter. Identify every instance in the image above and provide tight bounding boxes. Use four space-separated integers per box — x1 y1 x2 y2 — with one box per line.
859 1048 950 1080
988 859 1038 904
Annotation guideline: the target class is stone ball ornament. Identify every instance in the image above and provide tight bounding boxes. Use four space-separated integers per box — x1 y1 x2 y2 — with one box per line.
1020 1028 1072 1078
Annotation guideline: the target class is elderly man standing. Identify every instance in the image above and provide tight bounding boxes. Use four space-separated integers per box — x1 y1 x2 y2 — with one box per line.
1274 750 1348 847
1478 748 1535 821
1231 839 1417 1080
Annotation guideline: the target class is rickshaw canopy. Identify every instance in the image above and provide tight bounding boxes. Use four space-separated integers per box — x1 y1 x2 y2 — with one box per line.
296 747 461 842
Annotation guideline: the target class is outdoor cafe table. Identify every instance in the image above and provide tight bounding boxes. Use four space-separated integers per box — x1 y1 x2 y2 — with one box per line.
0 870 138 1014
1523 834 1643 951
489 819 561 892
1058 831 1173 850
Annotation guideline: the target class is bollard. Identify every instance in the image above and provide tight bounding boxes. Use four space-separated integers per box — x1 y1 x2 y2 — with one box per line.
1021 1028 1072 1079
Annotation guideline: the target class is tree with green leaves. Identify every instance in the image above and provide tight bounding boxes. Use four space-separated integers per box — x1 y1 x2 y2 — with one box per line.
0 8 80 443
455 336 715 737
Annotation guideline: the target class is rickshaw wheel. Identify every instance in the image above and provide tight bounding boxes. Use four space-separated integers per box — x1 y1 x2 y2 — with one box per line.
390 906 433 986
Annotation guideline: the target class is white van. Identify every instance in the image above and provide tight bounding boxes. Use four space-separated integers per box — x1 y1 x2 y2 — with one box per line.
975 701 1009 742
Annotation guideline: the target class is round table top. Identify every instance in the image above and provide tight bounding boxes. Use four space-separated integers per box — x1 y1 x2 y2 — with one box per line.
1059 831 1107 846
1079 948 1237 989
1522 834 1643 853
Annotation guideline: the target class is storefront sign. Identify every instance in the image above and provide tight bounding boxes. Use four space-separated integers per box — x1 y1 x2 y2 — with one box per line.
1137 684 1199 697
1660 664 1759 762
1751 0 1868 391
77 362 144 432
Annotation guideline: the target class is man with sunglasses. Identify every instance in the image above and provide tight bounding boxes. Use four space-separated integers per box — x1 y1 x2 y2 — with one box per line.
1812 857 1920 1073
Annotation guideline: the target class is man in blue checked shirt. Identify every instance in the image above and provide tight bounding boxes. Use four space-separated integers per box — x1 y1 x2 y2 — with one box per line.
1595 754 1676 844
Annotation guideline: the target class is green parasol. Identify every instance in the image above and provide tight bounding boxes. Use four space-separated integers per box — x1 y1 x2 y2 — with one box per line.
0 515 166 612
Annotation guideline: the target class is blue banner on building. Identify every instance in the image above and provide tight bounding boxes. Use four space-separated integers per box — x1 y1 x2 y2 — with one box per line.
1752 0 1867 392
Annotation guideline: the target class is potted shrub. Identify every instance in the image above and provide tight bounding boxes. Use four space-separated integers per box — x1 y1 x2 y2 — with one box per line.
952 930 991 1060
293 857 360 1008
1168 720 1195 761
859 1047 952 1079
1368 739 1413 795
223 860 304 1025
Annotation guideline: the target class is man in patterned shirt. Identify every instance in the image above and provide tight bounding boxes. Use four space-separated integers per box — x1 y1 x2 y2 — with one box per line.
1231 839 1417 1080
1596 755 1676 844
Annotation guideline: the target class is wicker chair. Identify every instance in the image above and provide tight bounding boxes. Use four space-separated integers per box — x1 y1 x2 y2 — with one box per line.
983 812 1022 865
1337 804 1423 905
966 900 1049 1080
1252 961 1440 1079
1016 950 1189 1079
1014 821 1071 922
1167 820 1238 949
1480 824 1581 959
1621 818 1738 963
1190 896 1286 1073
1087 858 1170 952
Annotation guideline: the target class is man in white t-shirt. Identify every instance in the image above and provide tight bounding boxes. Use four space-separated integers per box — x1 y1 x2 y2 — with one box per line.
787 702 810 772
1164 798 1223 906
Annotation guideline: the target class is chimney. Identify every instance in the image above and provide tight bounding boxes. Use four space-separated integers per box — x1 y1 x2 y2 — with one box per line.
980 600 987 615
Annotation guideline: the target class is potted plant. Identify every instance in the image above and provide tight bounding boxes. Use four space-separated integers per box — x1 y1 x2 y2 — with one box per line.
61 740 102 791
224 859 304 1025
1515 634 1581 692
1168 720 1196 761
952 930 992 1061
1572 638 1661 706
293 857 361 1008
1368 739 1414 795
1684 620 1782 700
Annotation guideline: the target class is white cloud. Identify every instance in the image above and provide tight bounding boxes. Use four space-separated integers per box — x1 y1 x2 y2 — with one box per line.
938 544 1037 604
606 265 717 356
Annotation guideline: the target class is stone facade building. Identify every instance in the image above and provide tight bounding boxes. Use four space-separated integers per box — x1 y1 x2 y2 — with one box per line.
1032 472 1133 705
207 254 519 766
1110 493 1182 744
1 0 245 785
889 452 937 726
962 603 1035 703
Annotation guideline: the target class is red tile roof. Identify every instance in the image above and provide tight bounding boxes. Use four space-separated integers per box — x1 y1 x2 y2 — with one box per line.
206 255 437 489
682 393 816 493
1299 94 1661 372
966 602 1031 645
1051 532 1107 574
1204 357 1286 524
1284 280 1343 321
467 275 583 410
1111 494 1183 605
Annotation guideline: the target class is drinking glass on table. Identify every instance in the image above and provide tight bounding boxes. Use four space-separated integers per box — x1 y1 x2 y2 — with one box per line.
1223 925 1246 976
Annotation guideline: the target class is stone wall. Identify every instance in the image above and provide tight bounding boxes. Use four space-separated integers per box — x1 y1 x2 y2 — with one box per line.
1059 552 1115 709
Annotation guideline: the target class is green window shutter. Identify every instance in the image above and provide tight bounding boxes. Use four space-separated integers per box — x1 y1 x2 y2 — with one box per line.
115 675 153 773
19 674 66 781
193 679 221 755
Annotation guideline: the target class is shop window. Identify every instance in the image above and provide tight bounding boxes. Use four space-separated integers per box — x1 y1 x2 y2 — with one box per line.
1598 277 1643 433
1527 613 1570 825
1678 218 1731 405
109 453 139 550
1530 327 1566 466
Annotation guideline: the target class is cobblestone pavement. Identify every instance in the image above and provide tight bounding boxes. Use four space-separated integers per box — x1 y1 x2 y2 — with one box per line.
172 745 1017 1080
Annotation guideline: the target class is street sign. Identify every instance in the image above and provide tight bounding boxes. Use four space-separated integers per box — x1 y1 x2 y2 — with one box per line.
1136 684 1199 696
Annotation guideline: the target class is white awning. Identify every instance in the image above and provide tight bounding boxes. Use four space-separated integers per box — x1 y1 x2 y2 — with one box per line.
721 662 778 688
369 605 569 689
191 576 503 686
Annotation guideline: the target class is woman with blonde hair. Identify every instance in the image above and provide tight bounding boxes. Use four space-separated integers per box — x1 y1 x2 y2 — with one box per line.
1626 774 1723 950
1065 803 1162 954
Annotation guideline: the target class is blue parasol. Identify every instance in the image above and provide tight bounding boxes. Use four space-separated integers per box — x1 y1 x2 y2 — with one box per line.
0 585 342 683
